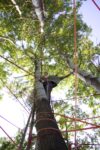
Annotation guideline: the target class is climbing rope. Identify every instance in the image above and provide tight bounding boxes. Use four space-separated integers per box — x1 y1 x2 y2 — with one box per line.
92 0 100 11
36 112 100 127
1 1 100 149
73 0 78 149
0 126 16 145
0 115 21 130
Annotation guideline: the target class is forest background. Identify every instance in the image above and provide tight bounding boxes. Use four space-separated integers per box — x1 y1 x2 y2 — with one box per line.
0 0 100 149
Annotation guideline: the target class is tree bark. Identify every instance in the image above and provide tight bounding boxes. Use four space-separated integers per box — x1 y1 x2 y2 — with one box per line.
66 57 100 92
34 59 67 150
32 0 45 31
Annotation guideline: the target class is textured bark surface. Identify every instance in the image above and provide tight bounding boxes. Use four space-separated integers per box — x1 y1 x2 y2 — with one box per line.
41 73 71 101
35 99 67 150
32 0 45 31
34 59 68 150
66 57 100 92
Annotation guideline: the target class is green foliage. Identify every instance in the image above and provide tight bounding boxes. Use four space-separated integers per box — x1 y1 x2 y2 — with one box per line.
0 0 100 149
0 131 29 150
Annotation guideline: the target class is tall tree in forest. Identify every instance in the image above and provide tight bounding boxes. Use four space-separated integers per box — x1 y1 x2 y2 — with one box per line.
0 0 100 150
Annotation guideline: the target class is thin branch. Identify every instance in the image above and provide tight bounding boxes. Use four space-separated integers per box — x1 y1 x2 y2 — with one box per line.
0 115 21 130
0 54 33 76
14 74 29 79
26 107 35 150
18 110 32 150
6 86 30 114
0 36 16 47
0 78 29 114
11 0 22 16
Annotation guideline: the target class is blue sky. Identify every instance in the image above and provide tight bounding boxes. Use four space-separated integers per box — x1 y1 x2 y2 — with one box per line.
79 0 100 45
0 0 100 138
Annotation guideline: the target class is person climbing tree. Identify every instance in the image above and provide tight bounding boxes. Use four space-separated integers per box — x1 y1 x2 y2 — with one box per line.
40 72 72 102
40 72 57 102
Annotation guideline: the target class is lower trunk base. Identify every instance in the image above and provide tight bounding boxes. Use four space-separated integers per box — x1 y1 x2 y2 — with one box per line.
36 131 67 150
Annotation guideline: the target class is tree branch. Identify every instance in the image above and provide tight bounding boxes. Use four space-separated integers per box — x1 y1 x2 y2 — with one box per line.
0 54 33 76
11 0 22 16
66 57 100 92
32 0 45 32
0 36 16 47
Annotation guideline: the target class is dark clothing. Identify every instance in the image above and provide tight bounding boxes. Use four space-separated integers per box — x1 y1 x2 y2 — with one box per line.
40 74 71 102
43 81 57 101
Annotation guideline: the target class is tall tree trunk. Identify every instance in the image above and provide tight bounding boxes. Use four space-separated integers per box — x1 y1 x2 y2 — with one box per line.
34 59 67 150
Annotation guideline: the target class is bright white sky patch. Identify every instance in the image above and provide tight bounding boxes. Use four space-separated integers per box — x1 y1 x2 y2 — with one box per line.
0 92 28 138
79 0 100 45
91 54 100 67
